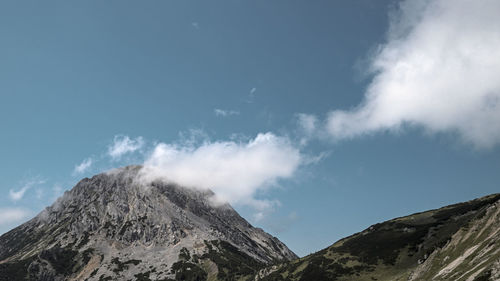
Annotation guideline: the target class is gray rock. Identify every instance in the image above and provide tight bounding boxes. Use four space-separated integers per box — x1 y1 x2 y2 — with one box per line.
0 165 297 280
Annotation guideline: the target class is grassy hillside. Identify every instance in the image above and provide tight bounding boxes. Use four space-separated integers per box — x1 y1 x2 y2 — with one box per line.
256 194 500 281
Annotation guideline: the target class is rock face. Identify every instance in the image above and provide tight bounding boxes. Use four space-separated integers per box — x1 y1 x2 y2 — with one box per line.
0 166 297 281
256 193 500 281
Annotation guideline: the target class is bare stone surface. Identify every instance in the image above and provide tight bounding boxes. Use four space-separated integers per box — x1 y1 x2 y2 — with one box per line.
0 165 297 280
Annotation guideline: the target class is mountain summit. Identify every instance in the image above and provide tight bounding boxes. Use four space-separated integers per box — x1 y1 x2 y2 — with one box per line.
0 166 296 281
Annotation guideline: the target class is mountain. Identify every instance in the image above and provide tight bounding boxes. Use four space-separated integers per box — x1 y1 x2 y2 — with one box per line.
0 166 297 281
255 193 500 281
2 166 499 281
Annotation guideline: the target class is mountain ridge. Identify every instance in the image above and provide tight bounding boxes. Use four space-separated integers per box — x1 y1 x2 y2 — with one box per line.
1 166 499 280
255 193 500 281
0 166 296 281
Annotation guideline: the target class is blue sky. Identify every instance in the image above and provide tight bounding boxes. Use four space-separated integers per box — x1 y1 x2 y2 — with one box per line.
1 0 500 257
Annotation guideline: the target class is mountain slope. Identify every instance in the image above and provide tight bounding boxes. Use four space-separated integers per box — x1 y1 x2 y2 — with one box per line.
256 193 500 281
0 166 296 281
2 165 499 281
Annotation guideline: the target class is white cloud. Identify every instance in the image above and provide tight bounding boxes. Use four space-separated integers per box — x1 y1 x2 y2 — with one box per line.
245 87 257 103
108 135 144 160
297 113 318 136
9 179 45 201
191 22 199 29
296 113 319 145
214 108 240 117
138 133 302 208
251 199 282 222
9 186 30 201
73 157 93 174
177 129 211 148
302 151 331 165
327 0 500 148
253 212 265 222
0 208 31 225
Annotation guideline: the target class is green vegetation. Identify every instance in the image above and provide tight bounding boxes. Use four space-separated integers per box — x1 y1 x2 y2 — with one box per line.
118 221 133 236
257 193 500 281
171 261 207 281
111 257 142 273
0 257 33 281
179 247 191 261
99 274 112 281
134 271 153 281
1 192 498 281
201 240 264 280
82 247 95 264
473 270 492 281
76 231 90 248
0 246 96 281
90 268 99 278
39 246 79 275
0 226 45 261
167 240 264 281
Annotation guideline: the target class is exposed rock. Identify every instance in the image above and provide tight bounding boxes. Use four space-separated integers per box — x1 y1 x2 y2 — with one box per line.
0 165 296 280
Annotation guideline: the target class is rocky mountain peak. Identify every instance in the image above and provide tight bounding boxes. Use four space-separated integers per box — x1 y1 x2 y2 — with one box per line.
0 165 296 281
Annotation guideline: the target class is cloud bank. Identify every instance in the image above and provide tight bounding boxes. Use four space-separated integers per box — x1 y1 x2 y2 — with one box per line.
327 0 500 148
139 133 302 209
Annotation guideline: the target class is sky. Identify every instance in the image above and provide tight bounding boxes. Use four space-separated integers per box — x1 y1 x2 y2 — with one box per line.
1 0 500 257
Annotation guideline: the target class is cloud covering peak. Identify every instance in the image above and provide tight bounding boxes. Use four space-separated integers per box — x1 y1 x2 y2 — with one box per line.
327 0 500 148
138 133 302 208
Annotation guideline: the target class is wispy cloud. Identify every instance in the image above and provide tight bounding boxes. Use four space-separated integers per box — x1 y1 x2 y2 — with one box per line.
191 22 199 29
214 108 240 117
9 186 30 201
73 157 93 175
138 133 302 208
245 87 257 103
296 113 319 145
302 151 331 165
9 179 45 201
253 211 268 223
0 208 31 225
297 113 318 135
108 135 144 160
325 0 500 148
51 184 64 201
177 129 210 147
